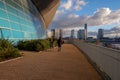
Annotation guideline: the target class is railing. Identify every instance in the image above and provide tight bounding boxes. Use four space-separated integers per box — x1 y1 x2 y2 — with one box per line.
71 40 120 80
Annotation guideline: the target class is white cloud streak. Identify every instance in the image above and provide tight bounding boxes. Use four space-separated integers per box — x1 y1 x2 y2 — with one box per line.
53 8 120 29
74 0 87 11
61 0 72 10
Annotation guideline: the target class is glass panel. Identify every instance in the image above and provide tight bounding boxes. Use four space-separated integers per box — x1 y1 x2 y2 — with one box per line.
10 21 21 30
1 29 11 39
8 13 19 22
23 32 31 38
21 25 27 31
5 0 21 10
12 30 22 38
0 9 8 19
0 18 9 28
0 1 5 9
6 5 17 15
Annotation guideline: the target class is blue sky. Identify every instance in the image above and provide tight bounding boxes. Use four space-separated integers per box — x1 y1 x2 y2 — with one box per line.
69 0 120 15
50 0 120 38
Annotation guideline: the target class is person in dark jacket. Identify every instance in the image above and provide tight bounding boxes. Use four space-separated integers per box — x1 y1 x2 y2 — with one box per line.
50 36 55 49
57 36 63 52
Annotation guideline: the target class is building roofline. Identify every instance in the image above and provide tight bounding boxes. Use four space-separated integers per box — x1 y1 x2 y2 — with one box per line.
31 0 60 29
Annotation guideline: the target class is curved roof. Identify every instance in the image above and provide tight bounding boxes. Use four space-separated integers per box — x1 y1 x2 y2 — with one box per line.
31 0 60 29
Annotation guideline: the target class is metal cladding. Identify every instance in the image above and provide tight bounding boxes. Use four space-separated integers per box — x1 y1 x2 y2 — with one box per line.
31 0 60 29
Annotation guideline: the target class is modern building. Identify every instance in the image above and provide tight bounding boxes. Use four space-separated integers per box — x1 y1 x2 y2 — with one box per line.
0 0 60 42
71 29 75 38
51 29 55 37
77 29 85 40
84 24 87 40
97 29 104 39
51 29 62 39
59 29 62 37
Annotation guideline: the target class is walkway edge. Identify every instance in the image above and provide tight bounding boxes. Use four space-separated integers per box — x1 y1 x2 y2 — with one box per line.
72 43 111 80
0 57 23 64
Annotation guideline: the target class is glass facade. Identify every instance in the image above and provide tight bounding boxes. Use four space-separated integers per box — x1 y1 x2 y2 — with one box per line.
0 0 46 42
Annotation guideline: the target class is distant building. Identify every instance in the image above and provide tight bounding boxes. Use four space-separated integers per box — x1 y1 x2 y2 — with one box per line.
51 29 55 37
84 24 87 40
59 29 62 37
77 29 85 40
97 29 104 39
71 30 75 38
51 29 62 39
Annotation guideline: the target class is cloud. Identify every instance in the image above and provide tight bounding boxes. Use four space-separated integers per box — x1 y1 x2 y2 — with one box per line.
54 9 65 21
104 26 120 37
93 8 111 17
88 31 97 37
110 26 120 31
68 13 79 18
52 8 120 29
61 0 72 10
87 26 120 38
52 0 87 24
88 8 120 26
60 0 87 11
74 0 87 11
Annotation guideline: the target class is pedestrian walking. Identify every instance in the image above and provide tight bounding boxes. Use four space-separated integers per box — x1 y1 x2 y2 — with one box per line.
50 36 55 49
57 36 63 52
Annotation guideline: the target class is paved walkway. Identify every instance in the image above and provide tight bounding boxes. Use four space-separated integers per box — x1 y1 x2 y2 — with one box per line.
0 44 103 80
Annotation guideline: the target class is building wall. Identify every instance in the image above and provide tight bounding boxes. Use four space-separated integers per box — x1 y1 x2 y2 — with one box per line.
0 0 46 42
97 29 104 39
71 30 75 38
77 29 85 40
31 0 60 29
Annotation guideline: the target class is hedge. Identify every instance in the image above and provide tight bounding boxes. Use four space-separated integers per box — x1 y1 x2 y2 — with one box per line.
0 39 21 62
17 39 57 52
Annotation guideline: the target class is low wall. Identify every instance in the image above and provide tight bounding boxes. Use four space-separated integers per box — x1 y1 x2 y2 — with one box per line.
71 40 120 80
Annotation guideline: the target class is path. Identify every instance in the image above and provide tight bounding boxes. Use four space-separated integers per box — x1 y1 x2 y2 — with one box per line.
0 44 103 80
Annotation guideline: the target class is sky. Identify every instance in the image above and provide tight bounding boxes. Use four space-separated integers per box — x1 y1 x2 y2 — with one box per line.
49 0 120 38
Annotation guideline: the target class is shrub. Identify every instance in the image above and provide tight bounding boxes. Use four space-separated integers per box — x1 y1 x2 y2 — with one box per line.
54 39 58 46
36 43 43 51
0 39 21 61
39 39 50 50
17 40 27 50
17 39 56 51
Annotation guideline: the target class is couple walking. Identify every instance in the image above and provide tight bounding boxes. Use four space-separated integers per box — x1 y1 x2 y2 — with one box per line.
50 36 64 52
